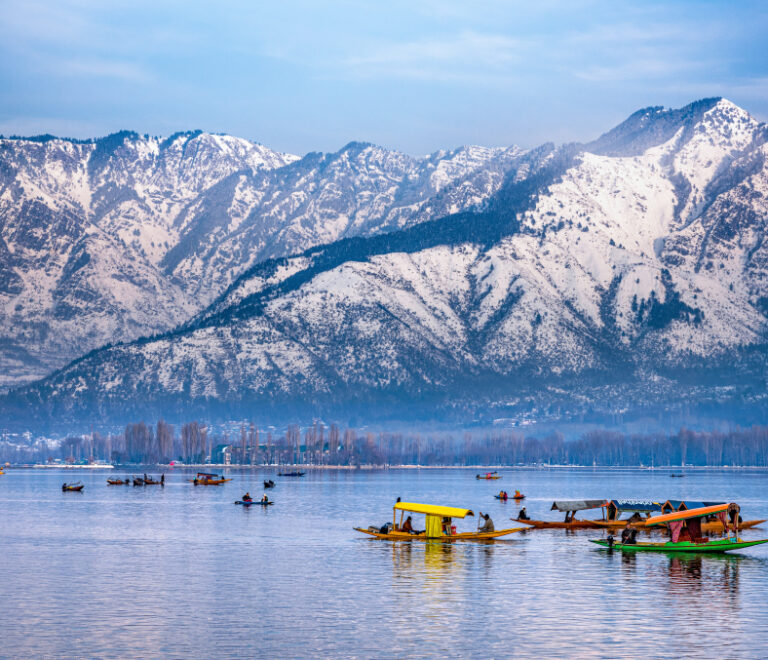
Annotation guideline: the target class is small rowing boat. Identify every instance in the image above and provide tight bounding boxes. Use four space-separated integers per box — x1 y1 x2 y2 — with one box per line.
264 480 276 488
107 478 129 485
476 472 501 480
62 481 84 492
355 502 524 542
235 500 273 506
190 472 232 486
278 471 305 477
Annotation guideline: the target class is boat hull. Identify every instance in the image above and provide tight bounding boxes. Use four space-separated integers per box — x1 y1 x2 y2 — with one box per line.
190 478 232 485
236 500 273 506
594 519 765 533
513 518 601 529
590 538 768 554
354 527 525 541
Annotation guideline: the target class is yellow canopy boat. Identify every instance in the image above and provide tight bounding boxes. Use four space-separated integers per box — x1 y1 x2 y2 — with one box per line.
355 501 525 541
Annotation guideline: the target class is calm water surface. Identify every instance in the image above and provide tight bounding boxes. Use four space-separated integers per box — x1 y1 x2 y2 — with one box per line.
2 467 768 658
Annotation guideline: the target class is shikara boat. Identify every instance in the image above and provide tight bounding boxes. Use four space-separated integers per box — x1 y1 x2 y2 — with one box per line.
355 502 525 541
591 499 662 529
513 499 607 529
191 472 232 485
107 478 129 485
590 503 768 554
143 475 164 486
476 472 501 480
660 500 765 534
62 482 84 492
133 478 145 486
278 471 305 477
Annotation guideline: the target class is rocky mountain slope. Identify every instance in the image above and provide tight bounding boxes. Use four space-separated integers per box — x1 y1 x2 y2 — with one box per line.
0 131 523 388
6 98 768 428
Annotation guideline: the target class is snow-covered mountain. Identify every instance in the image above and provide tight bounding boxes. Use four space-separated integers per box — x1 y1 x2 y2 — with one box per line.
3 98 768 428
0 130 523 388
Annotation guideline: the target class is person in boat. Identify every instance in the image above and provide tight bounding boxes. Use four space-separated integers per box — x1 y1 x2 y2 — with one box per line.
514 490 522 498
242 492 253 502
478 513 495 533
261 493 269 503
161 474 165 485
499 490 507 501
620 525 633 544
627 528 638 544
401 516 414 534
627 512 643 524
518 507 530 520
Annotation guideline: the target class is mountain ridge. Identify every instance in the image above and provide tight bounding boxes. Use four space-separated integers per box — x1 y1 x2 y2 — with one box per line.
2 98 768 430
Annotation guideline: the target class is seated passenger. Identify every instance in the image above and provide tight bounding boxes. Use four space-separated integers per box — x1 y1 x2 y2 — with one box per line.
243 492 252 502
518 507 530 520
261 493 268 503
401 516 414 533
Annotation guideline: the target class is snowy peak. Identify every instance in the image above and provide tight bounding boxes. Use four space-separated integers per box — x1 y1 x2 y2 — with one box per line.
586 97 724 157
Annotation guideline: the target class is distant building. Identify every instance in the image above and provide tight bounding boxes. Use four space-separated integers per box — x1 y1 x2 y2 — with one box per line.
211 444 232 465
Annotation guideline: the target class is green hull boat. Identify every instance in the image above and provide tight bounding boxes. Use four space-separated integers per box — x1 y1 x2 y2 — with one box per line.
590 538 768 554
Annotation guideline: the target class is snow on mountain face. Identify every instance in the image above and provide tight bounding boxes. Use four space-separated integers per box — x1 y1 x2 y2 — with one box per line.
0 132 520 388
8 98 768 427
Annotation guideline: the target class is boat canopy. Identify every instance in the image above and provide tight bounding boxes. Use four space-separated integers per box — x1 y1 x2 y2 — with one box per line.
661 500 724 513
394 502 474 518
197 472 220 478
645 503 731 527
609 499 662 513
551 500 607 512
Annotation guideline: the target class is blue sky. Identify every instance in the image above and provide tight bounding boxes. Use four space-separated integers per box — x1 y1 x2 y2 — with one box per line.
1 0 767 155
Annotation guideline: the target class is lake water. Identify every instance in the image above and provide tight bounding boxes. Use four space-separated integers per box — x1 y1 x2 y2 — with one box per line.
2 466 768 658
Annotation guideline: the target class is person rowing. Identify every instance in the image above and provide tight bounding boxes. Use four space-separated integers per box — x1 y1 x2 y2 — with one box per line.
242 492 253 502
401 515 414 533
261 493 269 503
518 507 530 520
478 512 495 533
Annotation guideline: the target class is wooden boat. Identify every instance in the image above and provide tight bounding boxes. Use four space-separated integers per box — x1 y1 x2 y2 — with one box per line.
107 478 129 485
264 480 276 488
278 471 305 477
355 502 525 542
591 503 768 554
658 500 765 533
235 500 273 506
143 476 164 486
133 478 145 486
191 472 232 485
590 538 768 553
62 482 84 492
513 499 607 529
476 472 501 480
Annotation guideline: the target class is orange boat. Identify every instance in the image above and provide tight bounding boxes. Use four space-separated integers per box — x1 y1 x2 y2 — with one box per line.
476 472 501 480
190 472 232 486
513 499 607 529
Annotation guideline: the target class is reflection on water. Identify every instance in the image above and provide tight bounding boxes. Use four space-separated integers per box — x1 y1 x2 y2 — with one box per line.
1 467 768 658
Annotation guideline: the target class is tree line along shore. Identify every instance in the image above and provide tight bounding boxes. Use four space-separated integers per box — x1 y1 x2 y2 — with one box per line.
5 422 768 467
